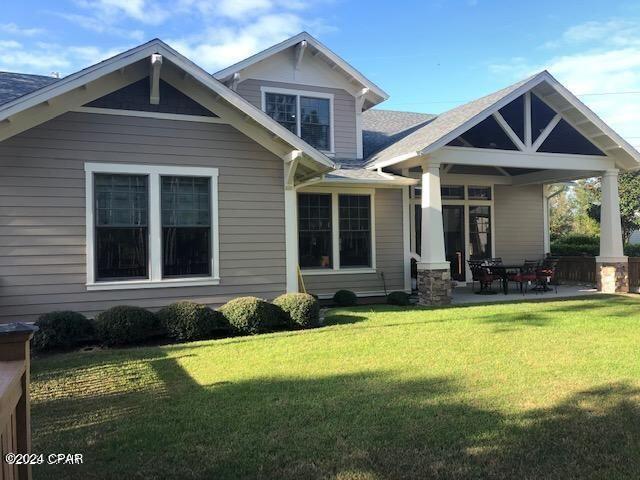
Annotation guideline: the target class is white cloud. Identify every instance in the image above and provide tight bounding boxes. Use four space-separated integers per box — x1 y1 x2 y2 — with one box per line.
0 40 125 75
170 13 316 71
489 19 640 141
0 23 45 37
73 0 169 25
57 12 145 41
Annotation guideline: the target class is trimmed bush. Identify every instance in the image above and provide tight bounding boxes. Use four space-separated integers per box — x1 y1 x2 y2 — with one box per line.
387 291 411 307
624 243 640 257
95 306 158 346
273 293 320 328
555 234 599 246
158 301 229 341
219 297 287 335
33 311 94 351
333 290 357 307
551 242 599 256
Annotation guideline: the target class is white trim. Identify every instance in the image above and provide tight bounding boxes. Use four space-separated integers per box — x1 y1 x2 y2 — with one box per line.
213 32 389 103
532 113 562 151
260 86 335 155
524 91 532 150
84 162 220 290
493 111 525 151
284 167 299 292
297 186 376 274
73 106 230 124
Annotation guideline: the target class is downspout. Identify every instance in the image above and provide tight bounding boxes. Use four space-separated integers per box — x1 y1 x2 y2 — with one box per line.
543 184 568 255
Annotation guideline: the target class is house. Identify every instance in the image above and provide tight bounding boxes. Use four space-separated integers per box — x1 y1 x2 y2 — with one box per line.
0 33 637 323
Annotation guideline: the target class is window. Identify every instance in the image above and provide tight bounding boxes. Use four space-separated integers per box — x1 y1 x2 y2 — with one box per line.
263 88 333 152
441 185 465 200
339 195 371 267
467 186 492 200
298 190 375 273
469 206 492 260
300 96 330 151
298 193 332 269
86 163 219 289
161 176 211 277
94 174 148 280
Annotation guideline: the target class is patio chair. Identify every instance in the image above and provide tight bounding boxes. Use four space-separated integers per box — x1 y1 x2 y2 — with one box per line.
508 260 538 294
469 260 498 294
487 257 503 266
535 258 559 293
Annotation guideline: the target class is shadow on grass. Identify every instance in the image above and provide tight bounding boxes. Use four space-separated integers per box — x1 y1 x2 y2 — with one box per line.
31 350 640 480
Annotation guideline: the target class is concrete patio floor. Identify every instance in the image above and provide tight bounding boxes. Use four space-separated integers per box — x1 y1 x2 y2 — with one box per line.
451 283 600 304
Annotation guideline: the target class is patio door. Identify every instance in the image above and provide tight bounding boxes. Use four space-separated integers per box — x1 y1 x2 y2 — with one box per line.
468 205 492 260
443 205 465 281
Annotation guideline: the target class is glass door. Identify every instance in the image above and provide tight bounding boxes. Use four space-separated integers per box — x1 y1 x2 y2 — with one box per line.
468 205 492 260
443 205 465 281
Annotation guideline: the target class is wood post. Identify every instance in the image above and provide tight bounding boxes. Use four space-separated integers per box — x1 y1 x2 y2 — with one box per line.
0 323 37 480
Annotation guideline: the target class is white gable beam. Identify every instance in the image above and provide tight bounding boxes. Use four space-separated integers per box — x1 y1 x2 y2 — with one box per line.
524 92 532 149
431 146 615 171
532 113 561 151
149 54 163 105
493 111 526 151
294 40 307 70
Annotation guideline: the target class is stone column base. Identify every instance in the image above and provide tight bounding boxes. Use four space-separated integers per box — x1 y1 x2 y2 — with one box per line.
417 266 452 306
596 258 629 293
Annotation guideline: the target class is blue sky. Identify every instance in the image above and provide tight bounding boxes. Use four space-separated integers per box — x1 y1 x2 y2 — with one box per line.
2 0 640 145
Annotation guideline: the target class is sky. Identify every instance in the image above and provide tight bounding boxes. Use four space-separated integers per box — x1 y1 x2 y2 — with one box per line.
2 0 640 146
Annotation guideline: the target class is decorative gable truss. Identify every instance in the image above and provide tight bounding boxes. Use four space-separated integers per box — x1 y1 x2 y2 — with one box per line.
448 91 605 157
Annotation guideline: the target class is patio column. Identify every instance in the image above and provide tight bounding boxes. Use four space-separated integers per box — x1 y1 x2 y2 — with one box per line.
596 168 628 293
417 160 451 305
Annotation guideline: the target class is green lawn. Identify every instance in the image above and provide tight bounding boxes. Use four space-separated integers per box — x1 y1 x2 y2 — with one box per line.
30 296 640 479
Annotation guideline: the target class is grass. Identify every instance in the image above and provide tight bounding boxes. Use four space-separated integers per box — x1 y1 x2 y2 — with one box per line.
30 296 640 479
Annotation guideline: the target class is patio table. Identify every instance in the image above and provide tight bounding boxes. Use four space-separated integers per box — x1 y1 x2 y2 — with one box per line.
486 264 523 295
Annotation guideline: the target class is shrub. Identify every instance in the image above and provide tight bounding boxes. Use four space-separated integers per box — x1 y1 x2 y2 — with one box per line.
95 306 158 346
219 297 287 335
273 293 320 328
158 301 229 341
387 291 411 306
333 290 357 307
32 311 94 351
556 234 599 246
624 243 640 257
550 242 599 256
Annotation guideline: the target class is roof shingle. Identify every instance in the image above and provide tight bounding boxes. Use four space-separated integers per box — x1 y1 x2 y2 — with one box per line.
0 72 59 106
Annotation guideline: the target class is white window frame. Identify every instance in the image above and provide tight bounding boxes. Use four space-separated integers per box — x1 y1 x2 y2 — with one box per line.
260 86 335 155
298 187 376 275
409 182 495 283
85 162 220 290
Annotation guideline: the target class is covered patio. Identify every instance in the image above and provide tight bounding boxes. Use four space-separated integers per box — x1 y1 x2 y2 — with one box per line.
366 71 640 305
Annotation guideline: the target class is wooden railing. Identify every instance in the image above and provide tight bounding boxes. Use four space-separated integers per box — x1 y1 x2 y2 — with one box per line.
554 256 596 284
0 324 36 480
628 258 640 292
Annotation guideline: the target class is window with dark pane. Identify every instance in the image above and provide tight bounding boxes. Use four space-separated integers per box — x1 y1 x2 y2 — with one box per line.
94 174 148 280
469 206 491 260
339 194 371 268
264 93 297 134
298 193 332 269
530 93 557 142
300 96 330 150
498 95 525 142
467 186 492 200
441 185 465 199
161 176 211 277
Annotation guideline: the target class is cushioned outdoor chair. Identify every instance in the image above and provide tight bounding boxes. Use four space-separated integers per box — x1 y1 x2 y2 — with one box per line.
508 260 538 294
469 260 498 294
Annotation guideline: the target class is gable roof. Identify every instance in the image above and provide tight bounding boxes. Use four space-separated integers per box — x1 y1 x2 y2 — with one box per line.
0 39 335 173
0 72 59 106
365 71 640 170
362 109 437 159
213 32 388 110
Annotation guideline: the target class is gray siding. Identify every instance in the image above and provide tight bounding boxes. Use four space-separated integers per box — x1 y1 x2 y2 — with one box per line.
0 111 286 323
236 79 358 159
494 184 545 263
302 188 405 296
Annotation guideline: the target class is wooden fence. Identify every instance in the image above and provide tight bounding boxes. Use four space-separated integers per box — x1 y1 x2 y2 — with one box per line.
0 324 36 480
554 256 640 291
555 256 596 284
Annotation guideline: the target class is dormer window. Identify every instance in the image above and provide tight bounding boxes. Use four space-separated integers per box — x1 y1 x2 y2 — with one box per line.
262 87 334 154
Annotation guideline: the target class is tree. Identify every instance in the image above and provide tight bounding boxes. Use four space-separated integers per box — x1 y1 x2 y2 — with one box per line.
586 172 640 244
549 189 574 240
